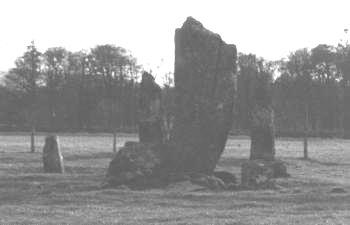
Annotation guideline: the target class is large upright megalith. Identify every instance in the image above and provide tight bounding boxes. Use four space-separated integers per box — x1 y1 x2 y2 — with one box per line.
106 17 237 189
172 17 237 173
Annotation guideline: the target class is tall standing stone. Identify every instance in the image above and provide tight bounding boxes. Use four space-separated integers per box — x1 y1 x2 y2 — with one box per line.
43 135 64 173
173 17 237 173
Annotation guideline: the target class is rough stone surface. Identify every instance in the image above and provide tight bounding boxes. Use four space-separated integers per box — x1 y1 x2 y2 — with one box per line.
106 142 168 188
173 17 237 174
42 135 64 173
138 72 163 143
241 160 288 189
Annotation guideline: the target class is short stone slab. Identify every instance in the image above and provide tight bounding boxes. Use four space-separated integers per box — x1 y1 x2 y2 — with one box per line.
241 160 288 189
42 135 64 173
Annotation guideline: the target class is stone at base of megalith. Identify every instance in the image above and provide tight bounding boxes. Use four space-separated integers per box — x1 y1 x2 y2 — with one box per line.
241 160 289 189
105 141 240 191
43 135 64 173
105 142 172 189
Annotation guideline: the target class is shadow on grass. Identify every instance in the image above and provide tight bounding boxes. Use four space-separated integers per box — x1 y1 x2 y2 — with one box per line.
64 165 107 175
298 158 350 166
0 152 42 164
217 157 249 168
64 152 115 161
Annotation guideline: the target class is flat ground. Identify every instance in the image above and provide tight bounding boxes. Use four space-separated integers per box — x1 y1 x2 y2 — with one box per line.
0 133 349 225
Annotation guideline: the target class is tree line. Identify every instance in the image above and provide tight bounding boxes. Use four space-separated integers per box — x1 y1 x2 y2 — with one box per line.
235 39 350 138
0 42 142 134
1 39 350 138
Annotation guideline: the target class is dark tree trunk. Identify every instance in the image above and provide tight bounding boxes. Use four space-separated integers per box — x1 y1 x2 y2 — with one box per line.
30 125 35 153
343 84 350 138
303 103 309 159
337 59 350 137
113 130 117 152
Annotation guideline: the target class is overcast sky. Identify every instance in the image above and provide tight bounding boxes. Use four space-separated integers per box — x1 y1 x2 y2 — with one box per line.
0 0 349 79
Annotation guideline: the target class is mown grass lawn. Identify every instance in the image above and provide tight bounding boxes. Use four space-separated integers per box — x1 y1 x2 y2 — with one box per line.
0 133 349 225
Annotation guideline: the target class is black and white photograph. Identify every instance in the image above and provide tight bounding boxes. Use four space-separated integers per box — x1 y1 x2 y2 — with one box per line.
0 0 349 224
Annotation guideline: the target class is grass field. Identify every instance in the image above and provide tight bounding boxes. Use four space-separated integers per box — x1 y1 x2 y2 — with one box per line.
0 133 349 225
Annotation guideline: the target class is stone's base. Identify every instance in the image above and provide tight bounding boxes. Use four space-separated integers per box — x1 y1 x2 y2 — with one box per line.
106 142 291 191
106 142 238 191
43 135 64 173
241 160 289 189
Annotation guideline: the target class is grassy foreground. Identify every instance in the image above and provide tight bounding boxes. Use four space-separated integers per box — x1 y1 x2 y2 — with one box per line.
0 133 349 225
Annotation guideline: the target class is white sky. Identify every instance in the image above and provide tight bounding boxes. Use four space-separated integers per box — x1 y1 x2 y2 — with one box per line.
0 0 349 80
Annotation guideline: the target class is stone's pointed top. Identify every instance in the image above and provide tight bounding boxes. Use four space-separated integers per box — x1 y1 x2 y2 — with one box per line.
142 71 155 82
179 16 222 42
182 16 204 29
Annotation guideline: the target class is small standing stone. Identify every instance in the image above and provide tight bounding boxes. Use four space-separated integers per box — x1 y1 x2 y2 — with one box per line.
250 106 275 160
138 72 163 143
43 135 64 173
